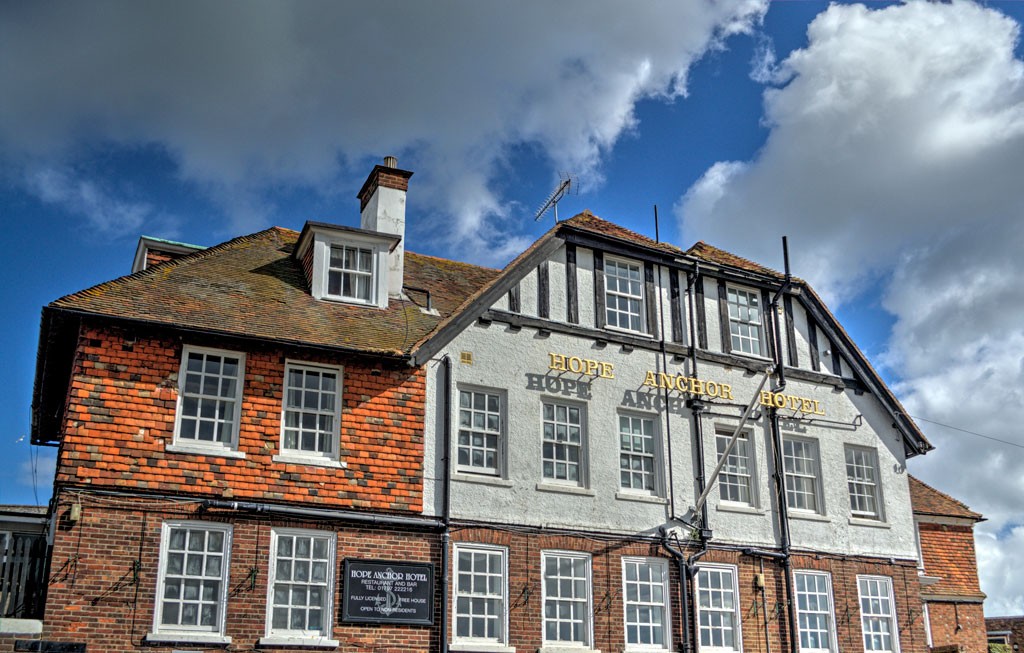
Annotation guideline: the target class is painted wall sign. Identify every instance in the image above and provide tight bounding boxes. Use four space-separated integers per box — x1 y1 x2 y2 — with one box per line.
526 373 592 399
548 353 614 379
759 391 826 415
341 560 435 625
641 371 735 401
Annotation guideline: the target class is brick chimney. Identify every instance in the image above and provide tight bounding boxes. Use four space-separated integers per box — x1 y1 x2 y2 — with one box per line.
358 156 413 296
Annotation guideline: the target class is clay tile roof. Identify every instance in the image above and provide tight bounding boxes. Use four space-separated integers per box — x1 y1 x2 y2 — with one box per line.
561 210 687 256
910 476 983 521
686 241 789 279
50 227 499 357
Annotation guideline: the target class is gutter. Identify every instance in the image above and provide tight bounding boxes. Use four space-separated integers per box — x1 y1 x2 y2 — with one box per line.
199 499 443 530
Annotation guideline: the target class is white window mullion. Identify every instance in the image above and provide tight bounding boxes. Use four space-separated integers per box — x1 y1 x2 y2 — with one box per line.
153 521 232 638
453 544 508 645
264 529 335 643
542 551 592 646
457 389 504 476
794 571 836 653
695 564 742 652
858 576 899 653
623 557 671 650
281 361 342 460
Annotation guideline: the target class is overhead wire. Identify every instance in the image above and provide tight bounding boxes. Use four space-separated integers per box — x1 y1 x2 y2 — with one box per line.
910 414 1024 450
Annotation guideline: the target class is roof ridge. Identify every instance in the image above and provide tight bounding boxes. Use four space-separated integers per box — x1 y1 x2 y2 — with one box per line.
51 227 286 308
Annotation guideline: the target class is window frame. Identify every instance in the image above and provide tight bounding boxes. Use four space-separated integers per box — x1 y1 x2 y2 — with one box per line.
456 386 507 477
540 550 593 648
857 575 900 653
845 446 884 521
261 527 338 647
622 557 672 651
277 360 344 464
150 521 233 643
793 570 838 653
782 436 825 515
326 243 377 305
541 399 588 488
604 255 647 335
452 543 509 647
617 412 663 497
714 428 757 507
694 563 743 653
725 285 766 358
172 346 246 454
309 230 390 309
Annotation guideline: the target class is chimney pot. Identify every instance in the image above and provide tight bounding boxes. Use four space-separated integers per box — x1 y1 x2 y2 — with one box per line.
383 155 398 169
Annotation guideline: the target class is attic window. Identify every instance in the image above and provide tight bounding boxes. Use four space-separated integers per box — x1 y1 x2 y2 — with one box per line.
294 222 400 310
328 245 374 303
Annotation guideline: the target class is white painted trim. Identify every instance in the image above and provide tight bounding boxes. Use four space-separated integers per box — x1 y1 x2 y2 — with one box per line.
451 543 510 649
621 556 672 652
792 570 838 653
151 520 233 640
279 360 344 462
855 575 901 653
172 345 246 453
311 230 391 308
693 563 742 653
264 527 337 641
454 385 508 478
540 550 594 649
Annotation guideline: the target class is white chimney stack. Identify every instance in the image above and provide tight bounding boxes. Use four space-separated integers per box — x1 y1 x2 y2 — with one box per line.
358 157 413 296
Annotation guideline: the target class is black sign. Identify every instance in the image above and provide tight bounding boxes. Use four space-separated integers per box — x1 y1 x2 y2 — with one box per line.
341 559 435 625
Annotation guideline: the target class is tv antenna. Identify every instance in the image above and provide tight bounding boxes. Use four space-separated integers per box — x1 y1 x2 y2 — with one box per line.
534 172 578 223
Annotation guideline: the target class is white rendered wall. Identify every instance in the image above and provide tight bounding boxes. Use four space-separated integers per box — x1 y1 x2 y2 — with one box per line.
422 244 920 560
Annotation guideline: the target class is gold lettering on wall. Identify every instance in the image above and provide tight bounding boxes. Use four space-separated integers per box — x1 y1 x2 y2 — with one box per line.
641 371 734 400
759 391 826 415
549 353 614 379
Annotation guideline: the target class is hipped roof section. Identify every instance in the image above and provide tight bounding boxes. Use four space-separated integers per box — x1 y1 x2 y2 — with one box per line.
46 226 498 356
910 476 983 521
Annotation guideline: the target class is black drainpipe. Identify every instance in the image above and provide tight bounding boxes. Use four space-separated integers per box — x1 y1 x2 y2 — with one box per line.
440 355 453 653
768 237 798 653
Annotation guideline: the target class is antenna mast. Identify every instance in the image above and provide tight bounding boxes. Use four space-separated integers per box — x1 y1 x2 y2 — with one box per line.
534 172 577 224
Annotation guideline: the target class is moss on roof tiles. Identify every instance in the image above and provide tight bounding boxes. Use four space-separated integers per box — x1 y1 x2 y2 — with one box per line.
51 227 499 356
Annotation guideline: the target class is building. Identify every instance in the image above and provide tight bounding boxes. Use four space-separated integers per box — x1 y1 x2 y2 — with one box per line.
29 160 498 651
909 476 987 652
418 210 933 653
27 157 945 652
987 616 1024 651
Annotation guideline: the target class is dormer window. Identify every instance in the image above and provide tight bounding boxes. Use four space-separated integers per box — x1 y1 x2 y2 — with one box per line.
328 244 374 303
294 221 400 309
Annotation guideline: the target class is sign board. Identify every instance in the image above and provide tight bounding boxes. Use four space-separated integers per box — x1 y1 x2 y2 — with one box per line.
341 559 435 625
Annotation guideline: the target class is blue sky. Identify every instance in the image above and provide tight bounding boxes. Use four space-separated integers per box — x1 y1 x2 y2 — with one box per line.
3 0 1024 614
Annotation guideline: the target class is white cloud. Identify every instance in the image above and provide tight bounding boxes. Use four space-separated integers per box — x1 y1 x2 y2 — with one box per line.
677 0 1024 614
23 166 169 237
0 0 766 262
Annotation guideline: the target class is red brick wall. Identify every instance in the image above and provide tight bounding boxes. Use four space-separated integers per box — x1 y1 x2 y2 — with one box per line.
57 323 425 512
40 494 440 653
449 528 928 653
927 601 987 652
919 522 983 596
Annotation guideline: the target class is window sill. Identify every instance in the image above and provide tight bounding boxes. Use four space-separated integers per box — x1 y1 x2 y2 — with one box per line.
258 635 340 648
716 502 764 516
788 510 829 523
615 492 667 505
272 454 346 469
538 646 602 653
145 632 231 646
848 516 890 529
449 642 517 653
453 472 514 488
536 483 595 497
318 294 386 310
166 443 245 459
604 324 651 339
